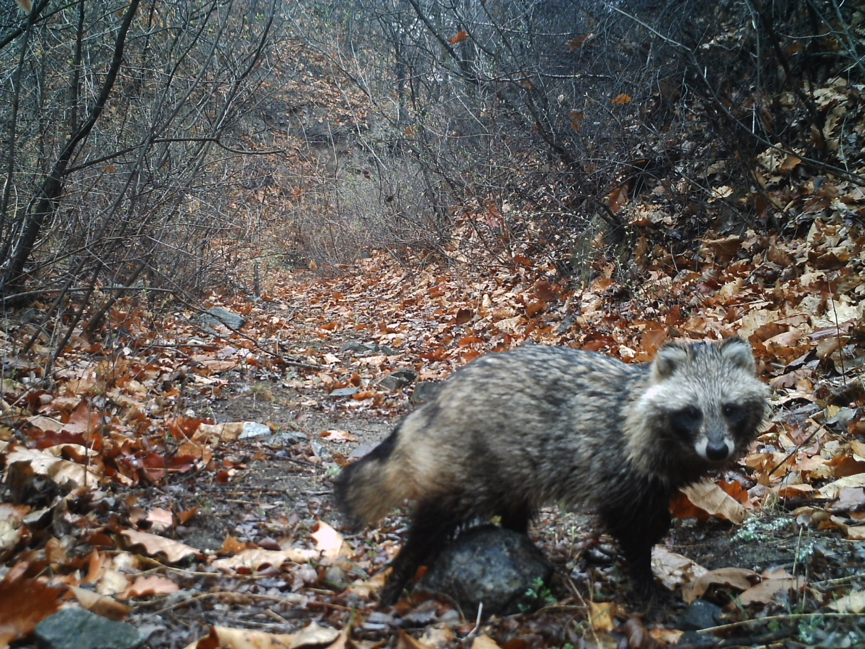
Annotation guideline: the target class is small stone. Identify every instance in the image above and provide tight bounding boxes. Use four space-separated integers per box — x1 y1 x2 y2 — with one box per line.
198 307 246 331
423 525 554 617
678 599 723 631
239 422 271 439
272 431 309 446
340 341 379 355
410 381 441 406
35 608 144 649
347 444 376 460
376 368 418 391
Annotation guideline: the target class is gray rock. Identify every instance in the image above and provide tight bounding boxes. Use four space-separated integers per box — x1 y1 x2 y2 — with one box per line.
409 381 441 406
362 611 396 633
376 368 418 391
311 442 332 461
239 422 271 439
678 599 723 631
329 387 358 398
35 607 144 649
347 443 376 460
392 367 419 381
340 341 380 355
272 431 309 446
323 564 348 589
422 525 554 617
198 307 246 331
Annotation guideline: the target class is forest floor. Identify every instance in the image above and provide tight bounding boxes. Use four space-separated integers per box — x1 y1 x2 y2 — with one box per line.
4 6 865 647
3 228 865 648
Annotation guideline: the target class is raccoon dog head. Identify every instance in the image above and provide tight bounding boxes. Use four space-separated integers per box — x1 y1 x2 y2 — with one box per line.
641 337 770 468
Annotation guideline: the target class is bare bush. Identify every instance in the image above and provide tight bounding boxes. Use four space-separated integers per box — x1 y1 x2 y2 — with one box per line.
0 0 286 330
292 0 863 275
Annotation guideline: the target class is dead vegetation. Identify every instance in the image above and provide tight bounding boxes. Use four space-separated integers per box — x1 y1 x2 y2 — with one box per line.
1 0 865 647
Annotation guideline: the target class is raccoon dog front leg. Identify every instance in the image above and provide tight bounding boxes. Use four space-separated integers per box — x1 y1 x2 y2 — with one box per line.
380 499 460 605
600 483 672 599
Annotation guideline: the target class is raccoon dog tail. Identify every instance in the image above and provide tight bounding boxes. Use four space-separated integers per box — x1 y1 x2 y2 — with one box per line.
333 426 410 526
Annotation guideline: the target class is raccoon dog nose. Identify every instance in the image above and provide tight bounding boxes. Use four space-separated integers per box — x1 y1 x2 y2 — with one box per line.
705 441 730 461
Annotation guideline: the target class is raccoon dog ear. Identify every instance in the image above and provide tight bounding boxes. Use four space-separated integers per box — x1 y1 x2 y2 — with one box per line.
651 343 690 381
721 336 756 373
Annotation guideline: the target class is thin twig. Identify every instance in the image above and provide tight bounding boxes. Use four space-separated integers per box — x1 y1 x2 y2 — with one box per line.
700 611 860 634
767 418 829 478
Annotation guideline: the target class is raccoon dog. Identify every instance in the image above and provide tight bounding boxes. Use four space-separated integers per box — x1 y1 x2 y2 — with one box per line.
334 337 769 603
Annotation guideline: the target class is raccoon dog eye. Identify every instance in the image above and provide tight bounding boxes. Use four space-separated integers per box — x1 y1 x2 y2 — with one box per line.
671 406 702 434
722 403 745 423
682 406 701 421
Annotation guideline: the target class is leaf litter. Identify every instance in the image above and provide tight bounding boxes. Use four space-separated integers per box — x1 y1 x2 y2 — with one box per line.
2 87 865 649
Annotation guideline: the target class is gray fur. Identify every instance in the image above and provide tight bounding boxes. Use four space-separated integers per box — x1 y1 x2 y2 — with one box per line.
334 337 770 603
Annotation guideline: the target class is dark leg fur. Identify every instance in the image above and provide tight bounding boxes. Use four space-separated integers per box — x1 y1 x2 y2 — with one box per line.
380 500 461 605
601 484 672 601
500 501 532 535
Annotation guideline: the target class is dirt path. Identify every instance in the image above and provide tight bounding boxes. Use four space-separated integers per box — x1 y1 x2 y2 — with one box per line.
113 382 391 647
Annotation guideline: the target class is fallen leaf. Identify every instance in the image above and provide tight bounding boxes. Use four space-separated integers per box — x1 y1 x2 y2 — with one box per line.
95 568 131 597
818 474 865 499
828 591 865 613
319 430 357 443
0 573 64 645
69 585 131 620
566 33 595 50
26 415 64 432
652 546 708 591
828 516 865 540
588 601 616 632
494 315 522 334
200 360 238 373
5 446 102 490
397 629 432 649
680 481 747 524
828 486 865 512
651 629 685 646
121 530 199 563
123 575 180 599
739 568 805 606
449 30 468 45
607 184 628 213
682 567 759 603
147 508 174 532
455 308 473 324
471 634 501 649
0 505 28 556
195 422 245 444
177 507 199 525
311 521 347 559
62 402 101 435
212 547 316 572
185 625 307 649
